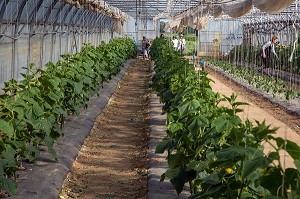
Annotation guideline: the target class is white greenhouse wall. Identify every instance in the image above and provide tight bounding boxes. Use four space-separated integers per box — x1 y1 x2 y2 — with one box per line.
0 29 112 88
123 17 158 49
198 20 243 57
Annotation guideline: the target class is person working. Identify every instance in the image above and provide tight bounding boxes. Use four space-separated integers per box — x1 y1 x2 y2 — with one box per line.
142 36 150 59
261 36 278 69
178 34 186 55
172 36 178 51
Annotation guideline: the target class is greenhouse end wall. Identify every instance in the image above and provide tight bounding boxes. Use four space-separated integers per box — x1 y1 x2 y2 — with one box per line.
197 20 243 57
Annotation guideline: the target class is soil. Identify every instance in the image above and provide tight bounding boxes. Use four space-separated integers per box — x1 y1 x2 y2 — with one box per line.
206 66 300 135
60 59 151 199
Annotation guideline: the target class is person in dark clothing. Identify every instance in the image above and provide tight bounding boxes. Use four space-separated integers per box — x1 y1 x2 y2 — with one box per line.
142 36 150 59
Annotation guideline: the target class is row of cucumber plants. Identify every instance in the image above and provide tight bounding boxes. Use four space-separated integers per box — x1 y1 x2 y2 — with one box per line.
205 59 300 101
150 37 300 199
0 37 136 195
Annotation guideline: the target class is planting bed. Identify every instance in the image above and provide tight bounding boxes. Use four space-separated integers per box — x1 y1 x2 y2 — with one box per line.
206 65 300 136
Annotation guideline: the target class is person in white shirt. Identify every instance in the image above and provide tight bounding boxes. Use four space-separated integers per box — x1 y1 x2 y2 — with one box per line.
261 35 278 69
142 36 150 59
178 34 186 55
172 36 178 51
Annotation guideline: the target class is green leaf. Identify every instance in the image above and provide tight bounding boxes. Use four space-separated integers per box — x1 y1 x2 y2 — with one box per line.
187 115 208 134
260 168 282 196
162 90 173 102
286 192 300 199
160 173 165 182
168 154 184 169
25 108 33 120
241 157 271 180
212 115 241 132
189 185 224 198
44 136 58 162
240 192 254 198
0 176 17 195
155 138 173 153
252 120 277 140
0 120 14 139
41 118 52 135
186 160 209 173
13 107 25 120
216 146 258 161
178 99 201 116
73 82 83 94
284 168 299 190
232 101 249 107
265 196 283 199
27 145 40 156
32 103 44 117
294 159 300 173
165 167 181 179
166 167 185 195
274 137 300 160
228 127 246 142
202 173 220 185
268 152 279 160
28 87 40 96
2 145 17 167
43 101 52 109
167 111 179 123
48 92 60 102
168 122 184 133
48 78 60 88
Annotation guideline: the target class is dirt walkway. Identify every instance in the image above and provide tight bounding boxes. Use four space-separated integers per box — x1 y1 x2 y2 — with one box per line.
60 59 151 199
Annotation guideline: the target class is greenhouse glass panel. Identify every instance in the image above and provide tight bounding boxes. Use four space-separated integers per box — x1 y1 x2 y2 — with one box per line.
19 0 43 22
78 11 92 27
63 6 78 25
71 9 85 26
47 2 64 24
2 0 24 21
56 3 72 25
36 0 53 23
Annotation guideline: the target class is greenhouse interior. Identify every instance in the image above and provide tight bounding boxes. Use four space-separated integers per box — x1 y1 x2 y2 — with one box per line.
0 0 300 198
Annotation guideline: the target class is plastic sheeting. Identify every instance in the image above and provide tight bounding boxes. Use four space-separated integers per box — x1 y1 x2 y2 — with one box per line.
211 5 223 18
194 16 209 30
222 0 295 16
252 0 296 14
112 20 123 34
223 0 253 18
164 0 297 32
63 0 129 22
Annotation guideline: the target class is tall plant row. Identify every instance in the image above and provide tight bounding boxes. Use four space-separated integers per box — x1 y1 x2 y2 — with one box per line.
0 37 136 195
228 40 300 75
150 37 300 199
205 59 300 101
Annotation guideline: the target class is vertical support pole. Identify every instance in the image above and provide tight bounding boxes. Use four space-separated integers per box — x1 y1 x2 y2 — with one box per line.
135 0 138 47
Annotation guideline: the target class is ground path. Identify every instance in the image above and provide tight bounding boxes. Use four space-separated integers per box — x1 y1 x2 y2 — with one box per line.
60 59 151 199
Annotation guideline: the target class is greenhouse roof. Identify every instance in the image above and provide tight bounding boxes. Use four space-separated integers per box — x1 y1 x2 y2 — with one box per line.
104 0 201 19
103 0 299 20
